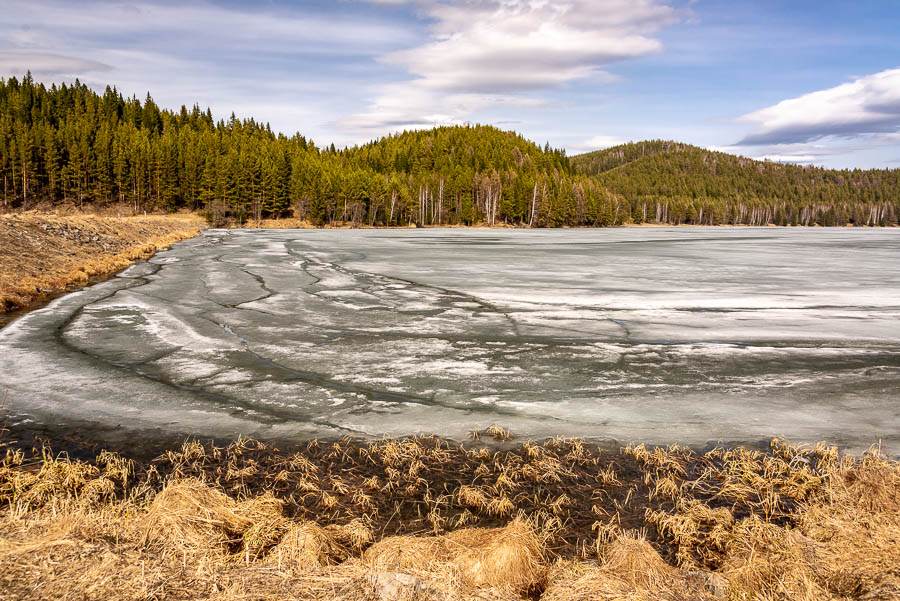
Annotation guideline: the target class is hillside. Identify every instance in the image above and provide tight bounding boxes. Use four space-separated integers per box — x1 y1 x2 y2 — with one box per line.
2 75 898 227
572 141 900 226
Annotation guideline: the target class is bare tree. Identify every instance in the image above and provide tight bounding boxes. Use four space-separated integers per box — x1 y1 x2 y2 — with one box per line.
252 195 262 227
388 189 398 225
528 181 538 227
438 177 444 224
295 193 310 223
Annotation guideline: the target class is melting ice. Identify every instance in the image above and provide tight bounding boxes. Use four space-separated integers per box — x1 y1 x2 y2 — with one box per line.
1 227 898 451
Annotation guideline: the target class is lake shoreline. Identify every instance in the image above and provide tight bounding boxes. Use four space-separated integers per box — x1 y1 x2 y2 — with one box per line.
229 216 898 229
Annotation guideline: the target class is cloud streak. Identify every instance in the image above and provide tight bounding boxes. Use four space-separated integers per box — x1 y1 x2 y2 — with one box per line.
0 52 112 77
715 131 900 166
1 1 412 52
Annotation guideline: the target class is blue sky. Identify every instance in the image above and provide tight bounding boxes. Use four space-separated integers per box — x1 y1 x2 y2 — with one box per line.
2 0 899 168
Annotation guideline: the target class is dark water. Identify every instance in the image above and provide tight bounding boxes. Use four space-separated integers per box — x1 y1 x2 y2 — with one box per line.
1 227 898 452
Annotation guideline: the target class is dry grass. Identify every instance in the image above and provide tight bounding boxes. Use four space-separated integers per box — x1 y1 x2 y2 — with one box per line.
543 532 724 600
365 515 549 594
226 217 376 230
0 211 203 312
267 521 349 570
0 434 897 600
236 217 318 229
144 478 272 551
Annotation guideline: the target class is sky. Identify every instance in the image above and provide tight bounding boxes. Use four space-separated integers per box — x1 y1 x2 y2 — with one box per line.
1 0 900 168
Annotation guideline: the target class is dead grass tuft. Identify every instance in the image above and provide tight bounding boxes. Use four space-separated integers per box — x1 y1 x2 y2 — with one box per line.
448 516 548 592
543 532 721 600
366 515 548 594
144 478 252 550
143 478 286 555
599 533 675 589
3 451 99 509
267 521 348 570
473 424 512 441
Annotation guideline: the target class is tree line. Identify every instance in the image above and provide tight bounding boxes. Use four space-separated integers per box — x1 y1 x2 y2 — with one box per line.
2 74 898 227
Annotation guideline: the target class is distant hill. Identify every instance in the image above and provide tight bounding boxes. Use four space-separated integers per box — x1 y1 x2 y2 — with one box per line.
1 74 897 227
572 141 900 226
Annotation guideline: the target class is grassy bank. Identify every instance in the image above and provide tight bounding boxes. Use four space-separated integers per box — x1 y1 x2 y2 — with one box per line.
1 431 897 600
0 212 204 315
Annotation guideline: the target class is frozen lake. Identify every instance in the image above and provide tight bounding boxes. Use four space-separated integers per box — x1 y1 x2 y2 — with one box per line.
2 227 898 451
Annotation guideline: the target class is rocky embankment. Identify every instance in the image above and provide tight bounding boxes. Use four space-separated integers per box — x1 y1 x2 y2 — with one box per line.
0 212 203 315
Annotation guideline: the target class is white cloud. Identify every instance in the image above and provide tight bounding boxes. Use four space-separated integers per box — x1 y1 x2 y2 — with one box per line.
383 2 667 93
754 154 819 164
738 68 900 145
573 135 627 152
339 0 681 136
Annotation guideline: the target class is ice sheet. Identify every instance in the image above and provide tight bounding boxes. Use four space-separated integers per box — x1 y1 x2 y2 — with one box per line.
1 227 898 451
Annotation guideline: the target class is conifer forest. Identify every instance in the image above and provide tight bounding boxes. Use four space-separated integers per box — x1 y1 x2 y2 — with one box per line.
2 74 898 227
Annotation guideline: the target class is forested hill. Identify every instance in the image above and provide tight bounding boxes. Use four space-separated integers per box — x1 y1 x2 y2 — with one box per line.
2 75 898 227
0 75 597 227
572 141 900 226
